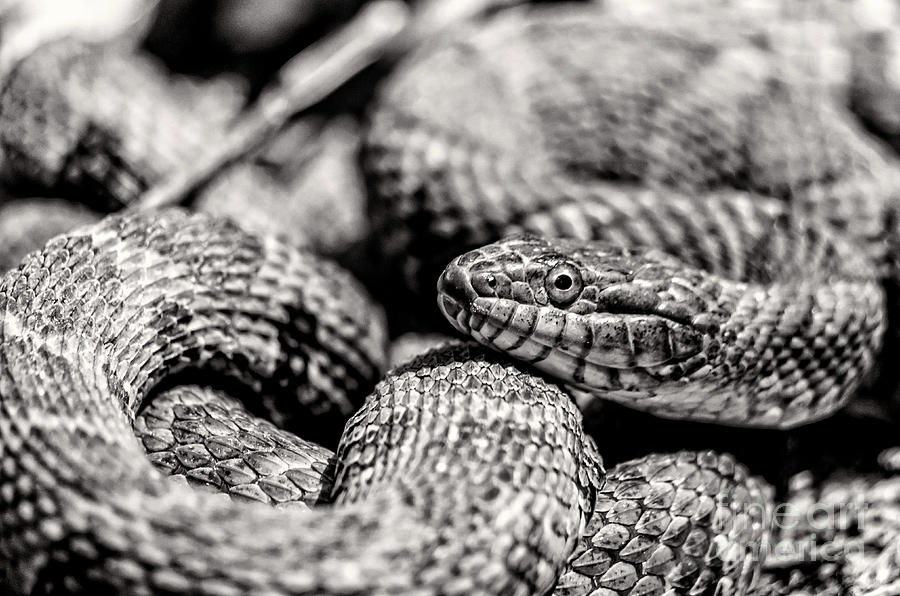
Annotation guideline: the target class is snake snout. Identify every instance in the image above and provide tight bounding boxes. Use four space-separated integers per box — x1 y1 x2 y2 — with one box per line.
438 263 478 305
437 263 480 330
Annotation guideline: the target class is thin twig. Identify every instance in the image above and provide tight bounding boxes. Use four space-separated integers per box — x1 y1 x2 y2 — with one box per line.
133 0 409 212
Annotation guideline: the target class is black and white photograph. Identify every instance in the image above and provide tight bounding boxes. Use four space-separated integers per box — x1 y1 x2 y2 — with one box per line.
1 0 900 594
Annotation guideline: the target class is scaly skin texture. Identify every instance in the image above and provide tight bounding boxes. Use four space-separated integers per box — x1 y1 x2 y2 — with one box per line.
0 3 885 594
554 451 771 596
364 5 900 296
131 362 775 596
364 10 900 588
438 231 885 429
0 199 100 272
763 470 900 595
133 386 336 508
0 220 600 593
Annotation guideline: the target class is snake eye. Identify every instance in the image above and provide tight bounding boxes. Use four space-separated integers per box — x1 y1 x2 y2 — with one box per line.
545 263 583 306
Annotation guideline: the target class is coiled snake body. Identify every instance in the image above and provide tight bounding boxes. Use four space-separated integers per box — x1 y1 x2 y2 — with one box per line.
0 210 601 594
0 3 897 595
366 5 900 425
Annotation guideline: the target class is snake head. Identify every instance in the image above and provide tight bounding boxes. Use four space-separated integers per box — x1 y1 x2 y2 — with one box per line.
437 235 726 392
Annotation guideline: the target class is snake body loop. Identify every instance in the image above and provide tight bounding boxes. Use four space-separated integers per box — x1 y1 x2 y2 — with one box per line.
0 210 604 594
133 385 338 508
555 450 771 596
364 6 900 294
361 6 895 431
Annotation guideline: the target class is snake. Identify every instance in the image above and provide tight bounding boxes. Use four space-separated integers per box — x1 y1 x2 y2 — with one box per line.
364 4 898 417
0 203 765 594
0 1 898 595
364 3 900 293
363 2 900 593
0 209 604 594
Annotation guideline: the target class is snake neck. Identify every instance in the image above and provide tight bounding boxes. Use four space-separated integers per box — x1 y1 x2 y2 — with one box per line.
438 206 887 429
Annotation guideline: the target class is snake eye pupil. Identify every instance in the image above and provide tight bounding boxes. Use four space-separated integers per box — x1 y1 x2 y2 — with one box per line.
487 275 497 288
545 264 583 307
553 274 572 291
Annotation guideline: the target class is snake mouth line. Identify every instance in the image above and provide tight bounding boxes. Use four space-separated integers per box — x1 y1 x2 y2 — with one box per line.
438 293 471 335
439 289 704 381
455 299 661 395
437 262 711 398
437 264 479 334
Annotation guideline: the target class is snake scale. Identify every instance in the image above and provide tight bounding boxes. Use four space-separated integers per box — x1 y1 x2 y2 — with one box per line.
1 1 899 595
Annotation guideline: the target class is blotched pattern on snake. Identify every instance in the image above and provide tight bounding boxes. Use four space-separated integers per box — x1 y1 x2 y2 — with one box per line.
3 2 900 595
